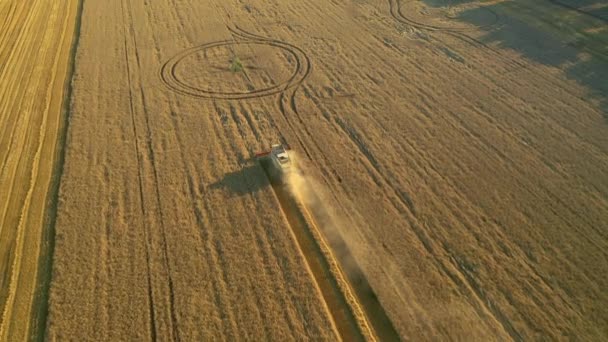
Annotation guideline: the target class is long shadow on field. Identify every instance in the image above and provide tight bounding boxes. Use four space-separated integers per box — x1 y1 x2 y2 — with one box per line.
457 1 608 121
417 0 608 121
549 0 608 22
208 163 269 196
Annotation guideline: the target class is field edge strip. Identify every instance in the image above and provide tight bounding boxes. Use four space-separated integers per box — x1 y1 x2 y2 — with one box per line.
29 0 85 340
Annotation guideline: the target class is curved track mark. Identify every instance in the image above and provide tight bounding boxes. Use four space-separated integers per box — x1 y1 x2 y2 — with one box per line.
390 0 500 32
160 27 310 100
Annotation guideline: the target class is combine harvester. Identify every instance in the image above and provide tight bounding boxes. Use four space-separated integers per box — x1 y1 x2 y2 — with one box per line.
254 142 400 342
255 143 294 179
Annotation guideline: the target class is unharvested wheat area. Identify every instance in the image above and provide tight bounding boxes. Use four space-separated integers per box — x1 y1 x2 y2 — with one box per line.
1 0 607 341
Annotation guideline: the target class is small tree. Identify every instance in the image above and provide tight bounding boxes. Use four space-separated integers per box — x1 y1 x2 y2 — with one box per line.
229 56 244 73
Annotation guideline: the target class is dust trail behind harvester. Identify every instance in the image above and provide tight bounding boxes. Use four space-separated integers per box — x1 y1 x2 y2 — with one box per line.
284 156 401 341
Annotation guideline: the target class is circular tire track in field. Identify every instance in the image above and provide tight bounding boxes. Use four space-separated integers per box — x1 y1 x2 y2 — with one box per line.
161 35 310 100
390 0 500 32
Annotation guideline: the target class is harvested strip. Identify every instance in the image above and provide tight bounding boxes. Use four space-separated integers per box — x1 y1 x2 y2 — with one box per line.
0 0 79 341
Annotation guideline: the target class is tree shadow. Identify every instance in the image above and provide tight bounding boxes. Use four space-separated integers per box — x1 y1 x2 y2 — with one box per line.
548 0 608 23
414 0 608 121
457 1 608 121
208 162 270 196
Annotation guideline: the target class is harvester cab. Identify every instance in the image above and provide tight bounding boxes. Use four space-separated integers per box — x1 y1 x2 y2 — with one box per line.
255 143 293 176
270 143 292 171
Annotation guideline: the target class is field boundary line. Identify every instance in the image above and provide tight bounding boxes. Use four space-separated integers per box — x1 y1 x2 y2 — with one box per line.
29 0 84 341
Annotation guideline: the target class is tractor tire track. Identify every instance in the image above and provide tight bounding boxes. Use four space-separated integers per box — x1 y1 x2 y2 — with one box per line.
122 0 181 340
168 100 242 340
119 0 158 339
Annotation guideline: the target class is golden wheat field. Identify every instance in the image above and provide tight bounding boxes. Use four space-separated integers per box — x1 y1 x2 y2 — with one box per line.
1 0 607 340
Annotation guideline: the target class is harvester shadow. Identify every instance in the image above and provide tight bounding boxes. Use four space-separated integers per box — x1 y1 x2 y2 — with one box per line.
207 163 269 196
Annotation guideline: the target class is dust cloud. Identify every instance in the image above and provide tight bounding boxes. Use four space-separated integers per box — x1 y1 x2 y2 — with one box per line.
283 153 366 286
284 154 349 259
283 154 401 340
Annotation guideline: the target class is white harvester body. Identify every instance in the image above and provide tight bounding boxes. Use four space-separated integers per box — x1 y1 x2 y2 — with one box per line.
270 143 292 172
